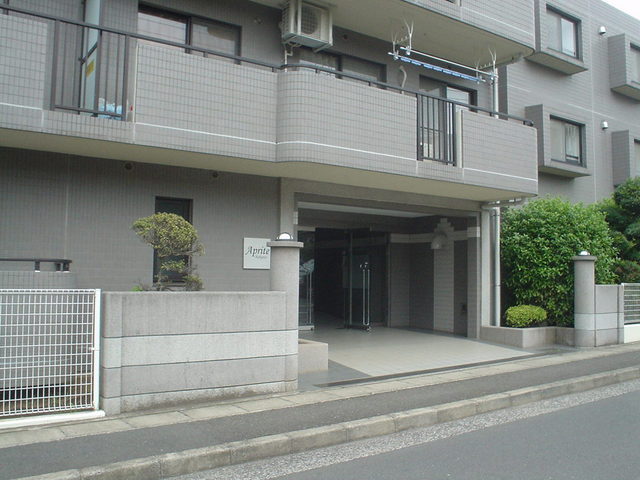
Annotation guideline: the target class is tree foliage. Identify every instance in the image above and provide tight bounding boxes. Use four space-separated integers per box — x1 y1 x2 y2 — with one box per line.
501 197 617 326
132 213 204 290
599 178 640 282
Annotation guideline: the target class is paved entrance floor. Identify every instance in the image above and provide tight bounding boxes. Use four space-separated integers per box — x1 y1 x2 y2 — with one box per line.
299 318 544 388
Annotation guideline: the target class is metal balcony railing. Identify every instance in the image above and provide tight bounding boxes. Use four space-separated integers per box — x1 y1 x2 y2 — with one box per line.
0 259 72 272
2 5 533 166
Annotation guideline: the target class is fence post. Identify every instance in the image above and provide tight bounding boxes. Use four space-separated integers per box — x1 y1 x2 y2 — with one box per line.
268 235 303 384
268 236 303 331
573 252 596 347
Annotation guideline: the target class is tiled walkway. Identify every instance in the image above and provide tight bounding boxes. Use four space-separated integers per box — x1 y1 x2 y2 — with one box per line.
299 315 541 387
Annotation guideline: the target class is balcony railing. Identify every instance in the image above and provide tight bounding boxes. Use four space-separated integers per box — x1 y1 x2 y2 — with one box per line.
0 258 72 272
2 4 533 167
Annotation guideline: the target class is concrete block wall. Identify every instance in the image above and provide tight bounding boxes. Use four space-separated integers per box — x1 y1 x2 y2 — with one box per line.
100 291 295 414
593 285 624 346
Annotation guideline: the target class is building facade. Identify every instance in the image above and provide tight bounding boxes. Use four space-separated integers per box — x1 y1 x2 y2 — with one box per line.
0 0 638 340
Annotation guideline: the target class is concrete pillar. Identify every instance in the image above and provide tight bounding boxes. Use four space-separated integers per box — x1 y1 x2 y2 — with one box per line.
480 209 491 326
573 253 596 347
268 238 303 331
269 238 303 385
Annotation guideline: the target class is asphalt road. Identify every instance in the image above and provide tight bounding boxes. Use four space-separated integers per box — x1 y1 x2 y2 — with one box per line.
174 378 640 480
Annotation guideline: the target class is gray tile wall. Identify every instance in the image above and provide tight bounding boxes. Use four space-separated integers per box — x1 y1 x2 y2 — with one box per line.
389 243 411 327
504 0 640 202
0 148 279 291
410 243 434 330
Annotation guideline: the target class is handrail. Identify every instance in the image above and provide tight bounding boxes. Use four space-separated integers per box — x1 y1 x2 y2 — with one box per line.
2 4 534 126
0 258 72 272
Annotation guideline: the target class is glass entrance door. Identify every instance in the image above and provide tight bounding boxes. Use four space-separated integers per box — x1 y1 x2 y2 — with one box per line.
300 228 387 330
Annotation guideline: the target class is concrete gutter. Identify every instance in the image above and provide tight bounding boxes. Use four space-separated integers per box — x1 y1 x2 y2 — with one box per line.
18 365 640 480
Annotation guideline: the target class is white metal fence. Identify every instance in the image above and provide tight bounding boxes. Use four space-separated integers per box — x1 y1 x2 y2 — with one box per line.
0 289 100 417
622 283 640 325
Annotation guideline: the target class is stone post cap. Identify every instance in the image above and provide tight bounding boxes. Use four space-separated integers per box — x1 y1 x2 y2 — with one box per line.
571 255 597 261
267 240 303 248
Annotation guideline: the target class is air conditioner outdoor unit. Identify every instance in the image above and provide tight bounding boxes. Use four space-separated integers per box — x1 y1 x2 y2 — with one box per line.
282 0 333 50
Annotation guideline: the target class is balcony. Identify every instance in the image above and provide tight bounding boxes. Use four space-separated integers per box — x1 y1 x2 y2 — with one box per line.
0 6 537 202
253 0 535 68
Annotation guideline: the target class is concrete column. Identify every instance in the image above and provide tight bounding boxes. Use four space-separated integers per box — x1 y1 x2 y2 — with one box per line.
268 239 303 331
480 209 491 326
269 238 303 385
466 217 481 338
573 253 596 347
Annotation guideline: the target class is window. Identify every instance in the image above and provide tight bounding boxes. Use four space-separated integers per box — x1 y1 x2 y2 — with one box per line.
632 45 640 84
295 48 385 82
417 79 476 164
138 6 240 59
550 117 582 165
419 77 477 107
297 47 339 71
547 8 578 57
153 197 193 284
635 141 640 176
341 55 385 83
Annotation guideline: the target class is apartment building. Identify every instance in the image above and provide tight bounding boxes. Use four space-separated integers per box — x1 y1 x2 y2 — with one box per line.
0 0 638 340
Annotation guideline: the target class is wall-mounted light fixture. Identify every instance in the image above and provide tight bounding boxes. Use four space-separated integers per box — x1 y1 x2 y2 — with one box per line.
598 25 607 35
601 120 609 130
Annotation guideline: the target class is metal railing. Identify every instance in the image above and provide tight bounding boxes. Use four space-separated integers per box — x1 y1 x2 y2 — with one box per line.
622 283 640 325
0 258 72 272
3 4 534 165
0 289 101 418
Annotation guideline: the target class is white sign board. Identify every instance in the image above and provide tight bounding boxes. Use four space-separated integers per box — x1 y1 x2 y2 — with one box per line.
243 238 271 270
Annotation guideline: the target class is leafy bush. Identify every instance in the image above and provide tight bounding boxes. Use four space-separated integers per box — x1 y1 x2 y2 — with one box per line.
599 178 640 282
132 213 204 291
505 305 547 328
501 197 617 327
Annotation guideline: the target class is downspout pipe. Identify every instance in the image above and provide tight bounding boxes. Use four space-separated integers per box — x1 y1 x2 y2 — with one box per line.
493 207 501 326
482 198 525 327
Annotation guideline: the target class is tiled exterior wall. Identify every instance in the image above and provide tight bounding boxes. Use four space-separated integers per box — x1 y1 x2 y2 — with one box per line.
0 3 539 198
410 244 434 330
134 45 277 162
504 0 640 202
0 14 47 115
0 148 279 292
277 70 416 172
461 111 538 194
461 0 535 47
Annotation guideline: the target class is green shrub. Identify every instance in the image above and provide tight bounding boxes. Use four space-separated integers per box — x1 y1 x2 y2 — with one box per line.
599 178 640 282
505 305 547 328
132 213 205 291
501 197 617 327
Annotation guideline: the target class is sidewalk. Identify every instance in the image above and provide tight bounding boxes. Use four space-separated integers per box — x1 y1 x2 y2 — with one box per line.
1 343 640 480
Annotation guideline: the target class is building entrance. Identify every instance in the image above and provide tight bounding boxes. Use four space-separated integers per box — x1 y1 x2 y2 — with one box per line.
298 228 387 330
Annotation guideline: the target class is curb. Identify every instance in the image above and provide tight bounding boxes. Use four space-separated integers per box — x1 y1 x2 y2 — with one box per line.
19 366 640 480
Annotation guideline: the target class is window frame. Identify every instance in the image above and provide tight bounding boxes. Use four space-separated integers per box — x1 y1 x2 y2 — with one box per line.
631 44 640 85
153 196 194 285
550 116 584 166
294 47 387 83
137 4 241 59
546 6 580 59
